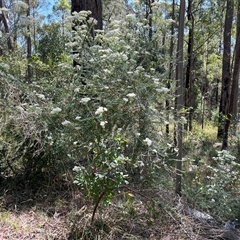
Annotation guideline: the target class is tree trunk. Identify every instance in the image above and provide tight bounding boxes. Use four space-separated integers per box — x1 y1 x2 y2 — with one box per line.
146 0 154 41
0 0 13 51
185 0 194 131
175 0 185 196
71 0 102 30
166 0 175 136
223 0 240 146
26 0 32 82
218 0 233 148
71 0 102 69
230 1 240 130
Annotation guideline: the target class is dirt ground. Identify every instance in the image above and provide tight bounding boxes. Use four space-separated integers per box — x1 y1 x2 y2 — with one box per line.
0 210 69 240
1 177 239 240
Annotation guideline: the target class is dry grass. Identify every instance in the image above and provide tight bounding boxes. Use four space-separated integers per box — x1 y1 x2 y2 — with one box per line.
0 174 239 240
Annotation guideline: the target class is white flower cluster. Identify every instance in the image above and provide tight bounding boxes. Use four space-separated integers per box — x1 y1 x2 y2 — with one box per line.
80 97 91 103
126 93 136 98
100 121 108 128
62 120 71 126
143 138 152 147
95 106 108 115
50 107 62 114
36 93 45 100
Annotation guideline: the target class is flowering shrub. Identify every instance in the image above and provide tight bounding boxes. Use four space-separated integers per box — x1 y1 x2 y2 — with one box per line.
63 11 172 202
0 9 172 199
184 150 240 220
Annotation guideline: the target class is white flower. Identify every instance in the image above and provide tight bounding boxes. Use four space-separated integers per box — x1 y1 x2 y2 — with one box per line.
73 166 81 172
100 121 108 127
36 93 45 100
61 120 71 126
123 98 128 102
136 66 144 71
151 2 162 6
143 138 152 147
94 29 104 33
50 107 62 114
103 69 111 74
121 54 128 61
80 97 91 103
156 87 169 93
95 106 108 115
75 116 81 120
126 93 136 98
87 17 98 25
74 88 80 93
16 106 25 111
126 13 135 20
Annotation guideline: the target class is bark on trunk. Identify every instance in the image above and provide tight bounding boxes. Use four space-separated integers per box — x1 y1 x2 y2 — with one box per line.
218 0 233 147
71 0 102 30
166 0 175 136
223 0 240 148
0 0 13 51
185 0 194 132
175 0 185 196
26 0 32 82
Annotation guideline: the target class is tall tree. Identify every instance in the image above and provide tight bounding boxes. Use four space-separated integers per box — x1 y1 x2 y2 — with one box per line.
223 0 240 148
218 0 234 147
166 0 175 136
230 0 240 128
175 0 185 196
26 0 33 82
0 0 13 52
185 0 194 131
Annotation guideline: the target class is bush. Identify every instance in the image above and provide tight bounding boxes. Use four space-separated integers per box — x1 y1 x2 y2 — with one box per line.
184 150 240 220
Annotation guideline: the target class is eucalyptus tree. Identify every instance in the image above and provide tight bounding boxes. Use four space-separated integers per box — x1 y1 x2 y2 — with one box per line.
185 0 194 131
218 0 234 146
229 0 240 129
175 0 185 196
0 0 13 52
223 0 240 147
184 0 224 128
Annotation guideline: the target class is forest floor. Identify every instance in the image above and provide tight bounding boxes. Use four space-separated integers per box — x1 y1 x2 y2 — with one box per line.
0 175 239 240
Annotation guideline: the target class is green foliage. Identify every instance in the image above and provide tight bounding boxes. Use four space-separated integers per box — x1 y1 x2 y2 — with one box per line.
73 133 130 204
0 9 171 191
184 150 240 220
65 11 171 203
53 0 70 12
37 23 67 65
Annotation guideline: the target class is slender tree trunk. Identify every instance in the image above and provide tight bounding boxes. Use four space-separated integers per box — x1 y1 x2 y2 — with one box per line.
147 0 154 41
185 0 194 131
230 1 240 130
26 0 32 82
0 0 13 51
218 0 233 147
175 0 185 196
166 0 175 136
